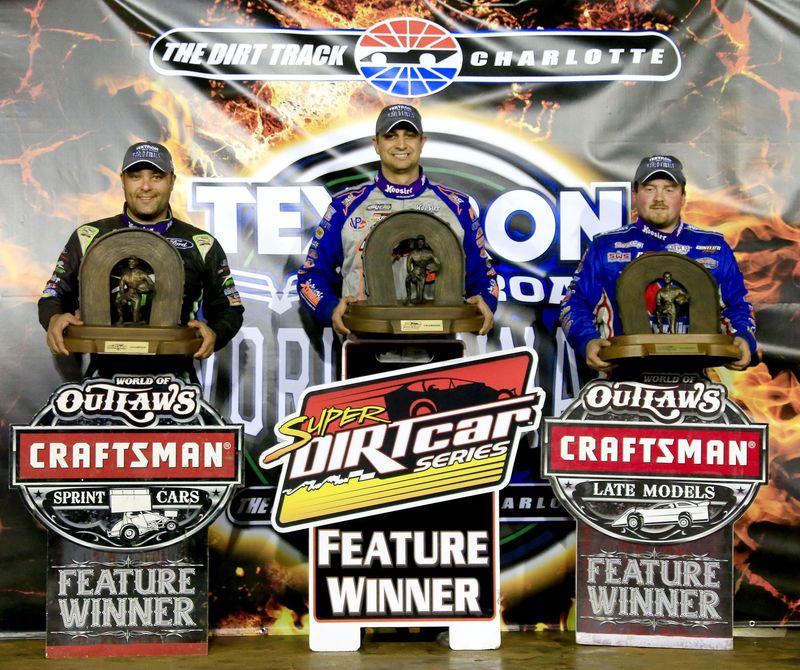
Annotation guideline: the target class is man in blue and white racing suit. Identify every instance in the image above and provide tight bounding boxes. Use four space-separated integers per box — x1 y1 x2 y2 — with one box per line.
560 154 756 373
297 104 498 335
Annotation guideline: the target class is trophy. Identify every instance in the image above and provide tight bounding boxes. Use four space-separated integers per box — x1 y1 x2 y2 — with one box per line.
341 211 485 335
599 251 741 366
63 228 201 355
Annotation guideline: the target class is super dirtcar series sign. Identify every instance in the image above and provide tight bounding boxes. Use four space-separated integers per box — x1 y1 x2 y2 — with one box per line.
11 376 243 552
260 348 543 532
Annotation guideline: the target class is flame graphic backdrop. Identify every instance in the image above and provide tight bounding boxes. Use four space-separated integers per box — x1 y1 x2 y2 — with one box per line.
0 0 798 633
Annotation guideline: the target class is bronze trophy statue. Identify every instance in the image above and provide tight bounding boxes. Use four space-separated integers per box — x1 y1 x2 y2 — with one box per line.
599 252 741 367
115 256 155 324
63 228 201 355
404 235 441 305
341 212 485 335
654 271 689 333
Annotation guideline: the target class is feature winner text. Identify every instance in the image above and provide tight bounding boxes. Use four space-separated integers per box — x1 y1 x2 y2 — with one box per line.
316 528 490 617
56 564 199 630
583 552 725 624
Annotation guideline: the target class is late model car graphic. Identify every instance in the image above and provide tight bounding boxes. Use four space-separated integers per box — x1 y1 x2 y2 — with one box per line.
383 377 515 420
611 500 711 530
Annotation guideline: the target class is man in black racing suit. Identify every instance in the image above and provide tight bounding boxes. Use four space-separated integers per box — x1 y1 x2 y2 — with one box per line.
38 141 244 379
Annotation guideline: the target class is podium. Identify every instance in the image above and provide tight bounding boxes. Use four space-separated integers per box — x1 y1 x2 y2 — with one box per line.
308 337 500 651
259 339 542 652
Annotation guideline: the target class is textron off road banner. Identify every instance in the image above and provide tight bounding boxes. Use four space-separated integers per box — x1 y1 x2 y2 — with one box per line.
1 1 799 635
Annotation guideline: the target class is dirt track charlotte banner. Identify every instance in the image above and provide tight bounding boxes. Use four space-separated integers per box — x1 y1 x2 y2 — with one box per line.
1 1 798 634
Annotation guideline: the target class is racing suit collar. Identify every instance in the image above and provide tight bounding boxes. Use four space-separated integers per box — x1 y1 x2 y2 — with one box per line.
634 216 684 244
123 204 174 235
375 167 428 200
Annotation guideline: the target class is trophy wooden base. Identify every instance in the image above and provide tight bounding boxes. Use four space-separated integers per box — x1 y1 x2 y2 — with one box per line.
63 325 201 355
599 334 741 367
342 302 484 335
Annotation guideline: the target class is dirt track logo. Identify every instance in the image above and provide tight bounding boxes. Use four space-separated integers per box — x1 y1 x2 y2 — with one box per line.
260 348 543 531
11 376 243 552
150 21 680 97
543 375 768 544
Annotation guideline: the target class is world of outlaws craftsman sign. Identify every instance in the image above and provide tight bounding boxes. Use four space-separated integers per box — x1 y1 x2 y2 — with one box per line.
543 372 767 649
10 376 243 657
11 375 243 552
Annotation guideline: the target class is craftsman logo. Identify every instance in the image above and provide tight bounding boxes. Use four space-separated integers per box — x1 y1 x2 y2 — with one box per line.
260 348 543 531
548 422 763 478
543 375 768 543
15 427 237 480
11 376 243 551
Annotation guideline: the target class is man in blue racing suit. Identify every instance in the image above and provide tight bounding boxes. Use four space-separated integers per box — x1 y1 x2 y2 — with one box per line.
560 154 756 373
296 104 498 335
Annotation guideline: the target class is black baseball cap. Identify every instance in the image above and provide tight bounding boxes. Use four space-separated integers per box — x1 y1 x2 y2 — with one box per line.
121 141 174 173
375 104 423 136
634 154 686 186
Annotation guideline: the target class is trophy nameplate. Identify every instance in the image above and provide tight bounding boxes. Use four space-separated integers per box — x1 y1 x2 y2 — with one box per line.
63 228 200 355
599 252 740 366
342 211 484 335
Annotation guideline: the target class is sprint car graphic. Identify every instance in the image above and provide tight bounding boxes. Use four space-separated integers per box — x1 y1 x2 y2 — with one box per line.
108 510 180 542
611 500 711 530
106 488 180 542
